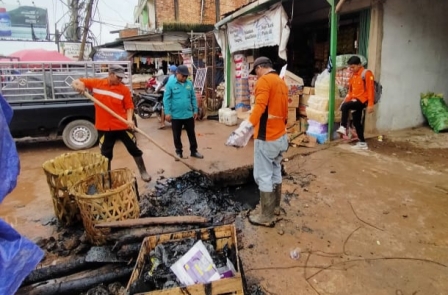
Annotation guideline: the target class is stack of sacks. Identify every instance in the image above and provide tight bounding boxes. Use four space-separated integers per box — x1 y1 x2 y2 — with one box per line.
306 94 344 144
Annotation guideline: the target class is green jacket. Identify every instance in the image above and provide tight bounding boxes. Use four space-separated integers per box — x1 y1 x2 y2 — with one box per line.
163 77 198 119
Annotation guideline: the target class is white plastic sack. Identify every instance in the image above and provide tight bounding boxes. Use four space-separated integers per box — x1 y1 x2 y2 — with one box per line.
226 128 254 148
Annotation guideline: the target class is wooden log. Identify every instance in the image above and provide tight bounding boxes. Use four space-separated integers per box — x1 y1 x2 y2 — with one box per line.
107 226 196 251
95 216 210 229
16 265 133 295
21 257 94 287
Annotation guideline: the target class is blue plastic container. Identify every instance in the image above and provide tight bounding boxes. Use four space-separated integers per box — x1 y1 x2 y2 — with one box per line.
0 8 11 37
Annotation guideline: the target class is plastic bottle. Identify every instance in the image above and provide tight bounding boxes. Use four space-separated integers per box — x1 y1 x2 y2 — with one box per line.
0 8 12 37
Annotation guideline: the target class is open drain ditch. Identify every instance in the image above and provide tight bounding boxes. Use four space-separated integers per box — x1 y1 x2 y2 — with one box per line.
140 171 260 221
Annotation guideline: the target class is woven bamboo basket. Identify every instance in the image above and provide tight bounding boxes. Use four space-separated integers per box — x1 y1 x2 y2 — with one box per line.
42 152 108 226
72 168 140 245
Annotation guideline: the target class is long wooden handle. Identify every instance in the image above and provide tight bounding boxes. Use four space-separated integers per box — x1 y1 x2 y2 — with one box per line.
83 91 198 171
94 216 210 228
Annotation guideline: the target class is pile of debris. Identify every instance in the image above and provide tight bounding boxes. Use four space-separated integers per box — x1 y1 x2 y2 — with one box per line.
18 171 260 295
140 171 252 224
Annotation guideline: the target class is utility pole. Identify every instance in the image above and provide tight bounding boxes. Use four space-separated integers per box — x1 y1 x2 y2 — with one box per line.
68 0 80 41
78 0 94 61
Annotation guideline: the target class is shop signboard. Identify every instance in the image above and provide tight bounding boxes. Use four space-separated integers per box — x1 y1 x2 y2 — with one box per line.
0 2 49 41
92 49 130 62
226 3 289 60
59 42 92 61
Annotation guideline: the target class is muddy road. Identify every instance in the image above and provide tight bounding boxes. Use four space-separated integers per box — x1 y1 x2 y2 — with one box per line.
2 121 448 294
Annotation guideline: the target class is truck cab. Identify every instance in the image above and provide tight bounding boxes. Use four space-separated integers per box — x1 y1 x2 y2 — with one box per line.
0 61 133 150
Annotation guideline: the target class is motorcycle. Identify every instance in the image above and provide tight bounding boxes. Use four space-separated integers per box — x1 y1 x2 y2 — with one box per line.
133 91 164 122
145 76 160 93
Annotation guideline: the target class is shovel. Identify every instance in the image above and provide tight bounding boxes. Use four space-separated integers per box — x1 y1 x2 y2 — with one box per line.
83 91 198 172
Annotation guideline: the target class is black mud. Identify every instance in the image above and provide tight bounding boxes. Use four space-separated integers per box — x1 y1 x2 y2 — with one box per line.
140 171 259 222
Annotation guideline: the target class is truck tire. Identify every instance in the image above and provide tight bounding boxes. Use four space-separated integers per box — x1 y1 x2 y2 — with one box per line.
62 120 98 150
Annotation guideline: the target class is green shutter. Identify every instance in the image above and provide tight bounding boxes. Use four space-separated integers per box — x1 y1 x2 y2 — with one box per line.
359 8 371 63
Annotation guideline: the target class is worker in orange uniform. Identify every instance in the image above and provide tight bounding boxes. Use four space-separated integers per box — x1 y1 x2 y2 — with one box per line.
337 56 375 150
242 57 289 227
72 65 151 182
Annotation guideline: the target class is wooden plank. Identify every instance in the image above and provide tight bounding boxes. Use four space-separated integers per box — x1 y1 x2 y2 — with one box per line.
95 216 210 229
136 276 244 295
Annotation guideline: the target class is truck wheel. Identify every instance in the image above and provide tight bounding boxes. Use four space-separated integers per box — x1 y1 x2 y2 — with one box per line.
62 120 98 150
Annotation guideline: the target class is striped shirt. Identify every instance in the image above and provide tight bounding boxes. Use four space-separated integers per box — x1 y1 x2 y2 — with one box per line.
80 78 133 131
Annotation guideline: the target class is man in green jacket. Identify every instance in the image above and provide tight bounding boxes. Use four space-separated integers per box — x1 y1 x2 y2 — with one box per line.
163 65 204 160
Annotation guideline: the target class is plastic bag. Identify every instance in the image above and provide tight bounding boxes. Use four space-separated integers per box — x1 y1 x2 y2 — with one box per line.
420 93 448 133
0 94 44 295
225 121 254 148
0 95 18 200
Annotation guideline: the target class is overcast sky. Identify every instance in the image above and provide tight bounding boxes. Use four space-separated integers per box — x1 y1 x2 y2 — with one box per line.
1 0 138 55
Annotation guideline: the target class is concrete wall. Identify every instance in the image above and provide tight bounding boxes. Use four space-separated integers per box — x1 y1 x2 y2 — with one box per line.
377 0 448 130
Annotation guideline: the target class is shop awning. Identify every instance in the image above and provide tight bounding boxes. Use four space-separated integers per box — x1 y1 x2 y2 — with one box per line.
123 41 183 52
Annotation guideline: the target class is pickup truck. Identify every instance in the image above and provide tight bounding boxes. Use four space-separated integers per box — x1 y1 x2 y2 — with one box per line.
0 61 133 150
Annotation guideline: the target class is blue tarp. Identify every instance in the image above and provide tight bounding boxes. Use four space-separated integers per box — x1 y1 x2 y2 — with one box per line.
0 94 44 295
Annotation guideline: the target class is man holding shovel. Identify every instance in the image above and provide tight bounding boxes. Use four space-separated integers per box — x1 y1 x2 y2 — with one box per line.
72 65 151 182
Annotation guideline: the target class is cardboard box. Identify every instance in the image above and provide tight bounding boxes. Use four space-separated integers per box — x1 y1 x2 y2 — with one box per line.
299 104 307 116
303 87 315 95
288 95 300 108
287 107 297 127
284 71 304 87
288 85 303 97
300 94 311 106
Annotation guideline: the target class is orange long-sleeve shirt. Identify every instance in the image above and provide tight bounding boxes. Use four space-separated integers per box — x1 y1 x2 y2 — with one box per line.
80 78 134 131
248 72 288 141
346 67 375 107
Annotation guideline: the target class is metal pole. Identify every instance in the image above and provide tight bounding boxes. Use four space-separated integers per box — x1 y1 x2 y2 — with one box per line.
225 41 231 108
55 23 60 52
327 0 337 141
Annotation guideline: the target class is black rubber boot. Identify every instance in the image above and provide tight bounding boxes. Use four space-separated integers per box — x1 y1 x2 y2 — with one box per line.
133 156 151 182
273 183 285 216
248 191 276 227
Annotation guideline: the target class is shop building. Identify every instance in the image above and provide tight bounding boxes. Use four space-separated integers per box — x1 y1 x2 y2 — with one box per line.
214 0 448 132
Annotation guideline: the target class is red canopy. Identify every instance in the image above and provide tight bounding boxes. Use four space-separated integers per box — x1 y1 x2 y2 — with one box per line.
8 49 72 62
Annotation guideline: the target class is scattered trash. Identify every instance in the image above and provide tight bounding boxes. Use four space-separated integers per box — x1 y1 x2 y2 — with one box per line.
129 233 238 293
377 241 381 245
302 226 313 233
378 135 383 142
290 248 301 260
247 284 266 295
